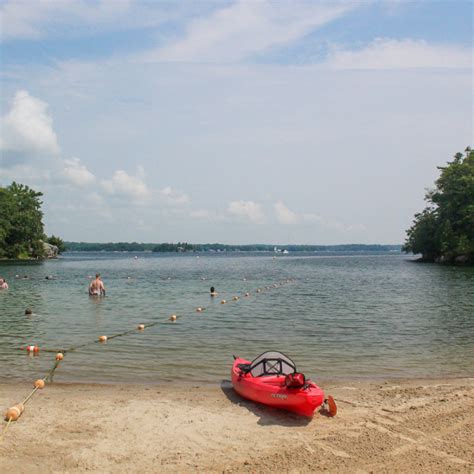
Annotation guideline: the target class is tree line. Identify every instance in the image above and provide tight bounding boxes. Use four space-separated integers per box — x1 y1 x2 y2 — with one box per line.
64 242 401 253
403 148 473 264
0 182 65 259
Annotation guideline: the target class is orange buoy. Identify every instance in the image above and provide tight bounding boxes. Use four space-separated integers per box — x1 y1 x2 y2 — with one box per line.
232 296 239 301
26 345 39 353
244 292 250 297
55 353 64 361
137 324 145 330
169 314 177 322
327 395 337 417
99 335 107 343
220 299 227 304
34 379 45 389
4 403 24 421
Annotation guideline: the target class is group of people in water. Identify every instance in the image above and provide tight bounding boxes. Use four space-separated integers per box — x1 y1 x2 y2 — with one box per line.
88 276 217 298
0 274 106 295
88 276 216 298
1 273 218 298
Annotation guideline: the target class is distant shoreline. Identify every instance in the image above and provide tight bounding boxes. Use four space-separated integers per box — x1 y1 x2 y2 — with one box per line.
64 242 403 253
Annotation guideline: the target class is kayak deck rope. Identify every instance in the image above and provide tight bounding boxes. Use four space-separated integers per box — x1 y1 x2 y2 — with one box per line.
2 279 294 439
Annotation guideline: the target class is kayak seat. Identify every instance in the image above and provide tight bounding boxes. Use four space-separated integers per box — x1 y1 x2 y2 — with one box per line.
237 363 251 373
249 351 297 377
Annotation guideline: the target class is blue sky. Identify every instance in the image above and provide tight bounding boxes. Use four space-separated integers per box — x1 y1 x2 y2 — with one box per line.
0 1 472 244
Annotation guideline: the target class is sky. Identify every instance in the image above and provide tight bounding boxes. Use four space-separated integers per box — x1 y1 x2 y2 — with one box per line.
0 0 472 245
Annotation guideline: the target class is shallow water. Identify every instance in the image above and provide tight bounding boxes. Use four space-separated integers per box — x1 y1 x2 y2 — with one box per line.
0 252 473 384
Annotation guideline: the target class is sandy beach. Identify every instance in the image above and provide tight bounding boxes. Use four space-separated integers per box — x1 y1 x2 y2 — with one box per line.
0 377 472 473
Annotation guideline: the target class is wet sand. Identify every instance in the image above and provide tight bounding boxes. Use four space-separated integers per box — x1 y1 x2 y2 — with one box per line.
1 378 473 473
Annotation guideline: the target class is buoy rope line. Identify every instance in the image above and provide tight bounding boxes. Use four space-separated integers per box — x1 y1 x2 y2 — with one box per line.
0 416 13 440
2 278 295 439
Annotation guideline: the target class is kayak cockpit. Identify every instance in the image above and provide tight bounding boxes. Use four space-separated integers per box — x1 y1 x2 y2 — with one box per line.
238 351 297 377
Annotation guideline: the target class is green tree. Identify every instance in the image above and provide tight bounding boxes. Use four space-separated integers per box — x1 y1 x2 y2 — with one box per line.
403 208 439 260
0 187 15 258
0 182 46 259
403 148 474 263
47 235 66 253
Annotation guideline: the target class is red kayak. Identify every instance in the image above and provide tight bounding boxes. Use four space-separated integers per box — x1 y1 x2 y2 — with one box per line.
232 351 336 418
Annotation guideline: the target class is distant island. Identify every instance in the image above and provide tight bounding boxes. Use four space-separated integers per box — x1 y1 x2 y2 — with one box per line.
403 147 473 264
64 242 402 253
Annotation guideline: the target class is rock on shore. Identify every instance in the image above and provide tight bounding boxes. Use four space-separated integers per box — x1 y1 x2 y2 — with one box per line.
43 242 59 258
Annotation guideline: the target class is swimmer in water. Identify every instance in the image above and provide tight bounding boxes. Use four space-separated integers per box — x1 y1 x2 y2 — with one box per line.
210 286 217 297
89 273 106 296
0 278 8 289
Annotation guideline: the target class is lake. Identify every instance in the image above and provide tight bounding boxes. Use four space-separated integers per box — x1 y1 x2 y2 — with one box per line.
0 252 473 384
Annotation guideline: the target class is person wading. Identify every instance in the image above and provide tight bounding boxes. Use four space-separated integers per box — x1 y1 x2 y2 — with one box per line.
89 274 106 296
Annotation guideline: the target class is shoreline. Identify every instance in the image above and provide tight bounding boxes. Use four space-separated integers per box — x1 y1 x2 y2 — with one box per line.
1 377 472 472
1 372 473 387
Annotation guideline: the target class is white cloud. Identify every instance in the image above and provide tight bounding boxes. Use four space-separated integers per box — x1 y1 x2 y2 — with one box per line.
227 200 264 223
0 90 60 156
325 39 471 70
274 201 298 225
0 0 49 40
101 169 149 201
62 157 96 187
0 0 150 41
159 186 189 205
143 0 353 62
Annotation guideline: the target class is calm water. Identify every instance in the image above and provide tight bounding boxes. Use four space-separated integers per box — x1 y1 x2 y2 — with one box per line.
0 252 473 384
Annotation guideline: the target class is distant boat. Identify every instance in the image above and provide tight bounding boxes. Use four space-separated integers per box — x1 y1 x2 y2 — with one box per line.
282 249 289 254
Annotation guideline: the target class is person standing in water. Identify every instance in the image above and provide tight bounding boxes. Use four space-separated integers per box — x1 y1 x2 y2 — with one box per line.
89 274 106 296
0 278 8 289
210 286 217 296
